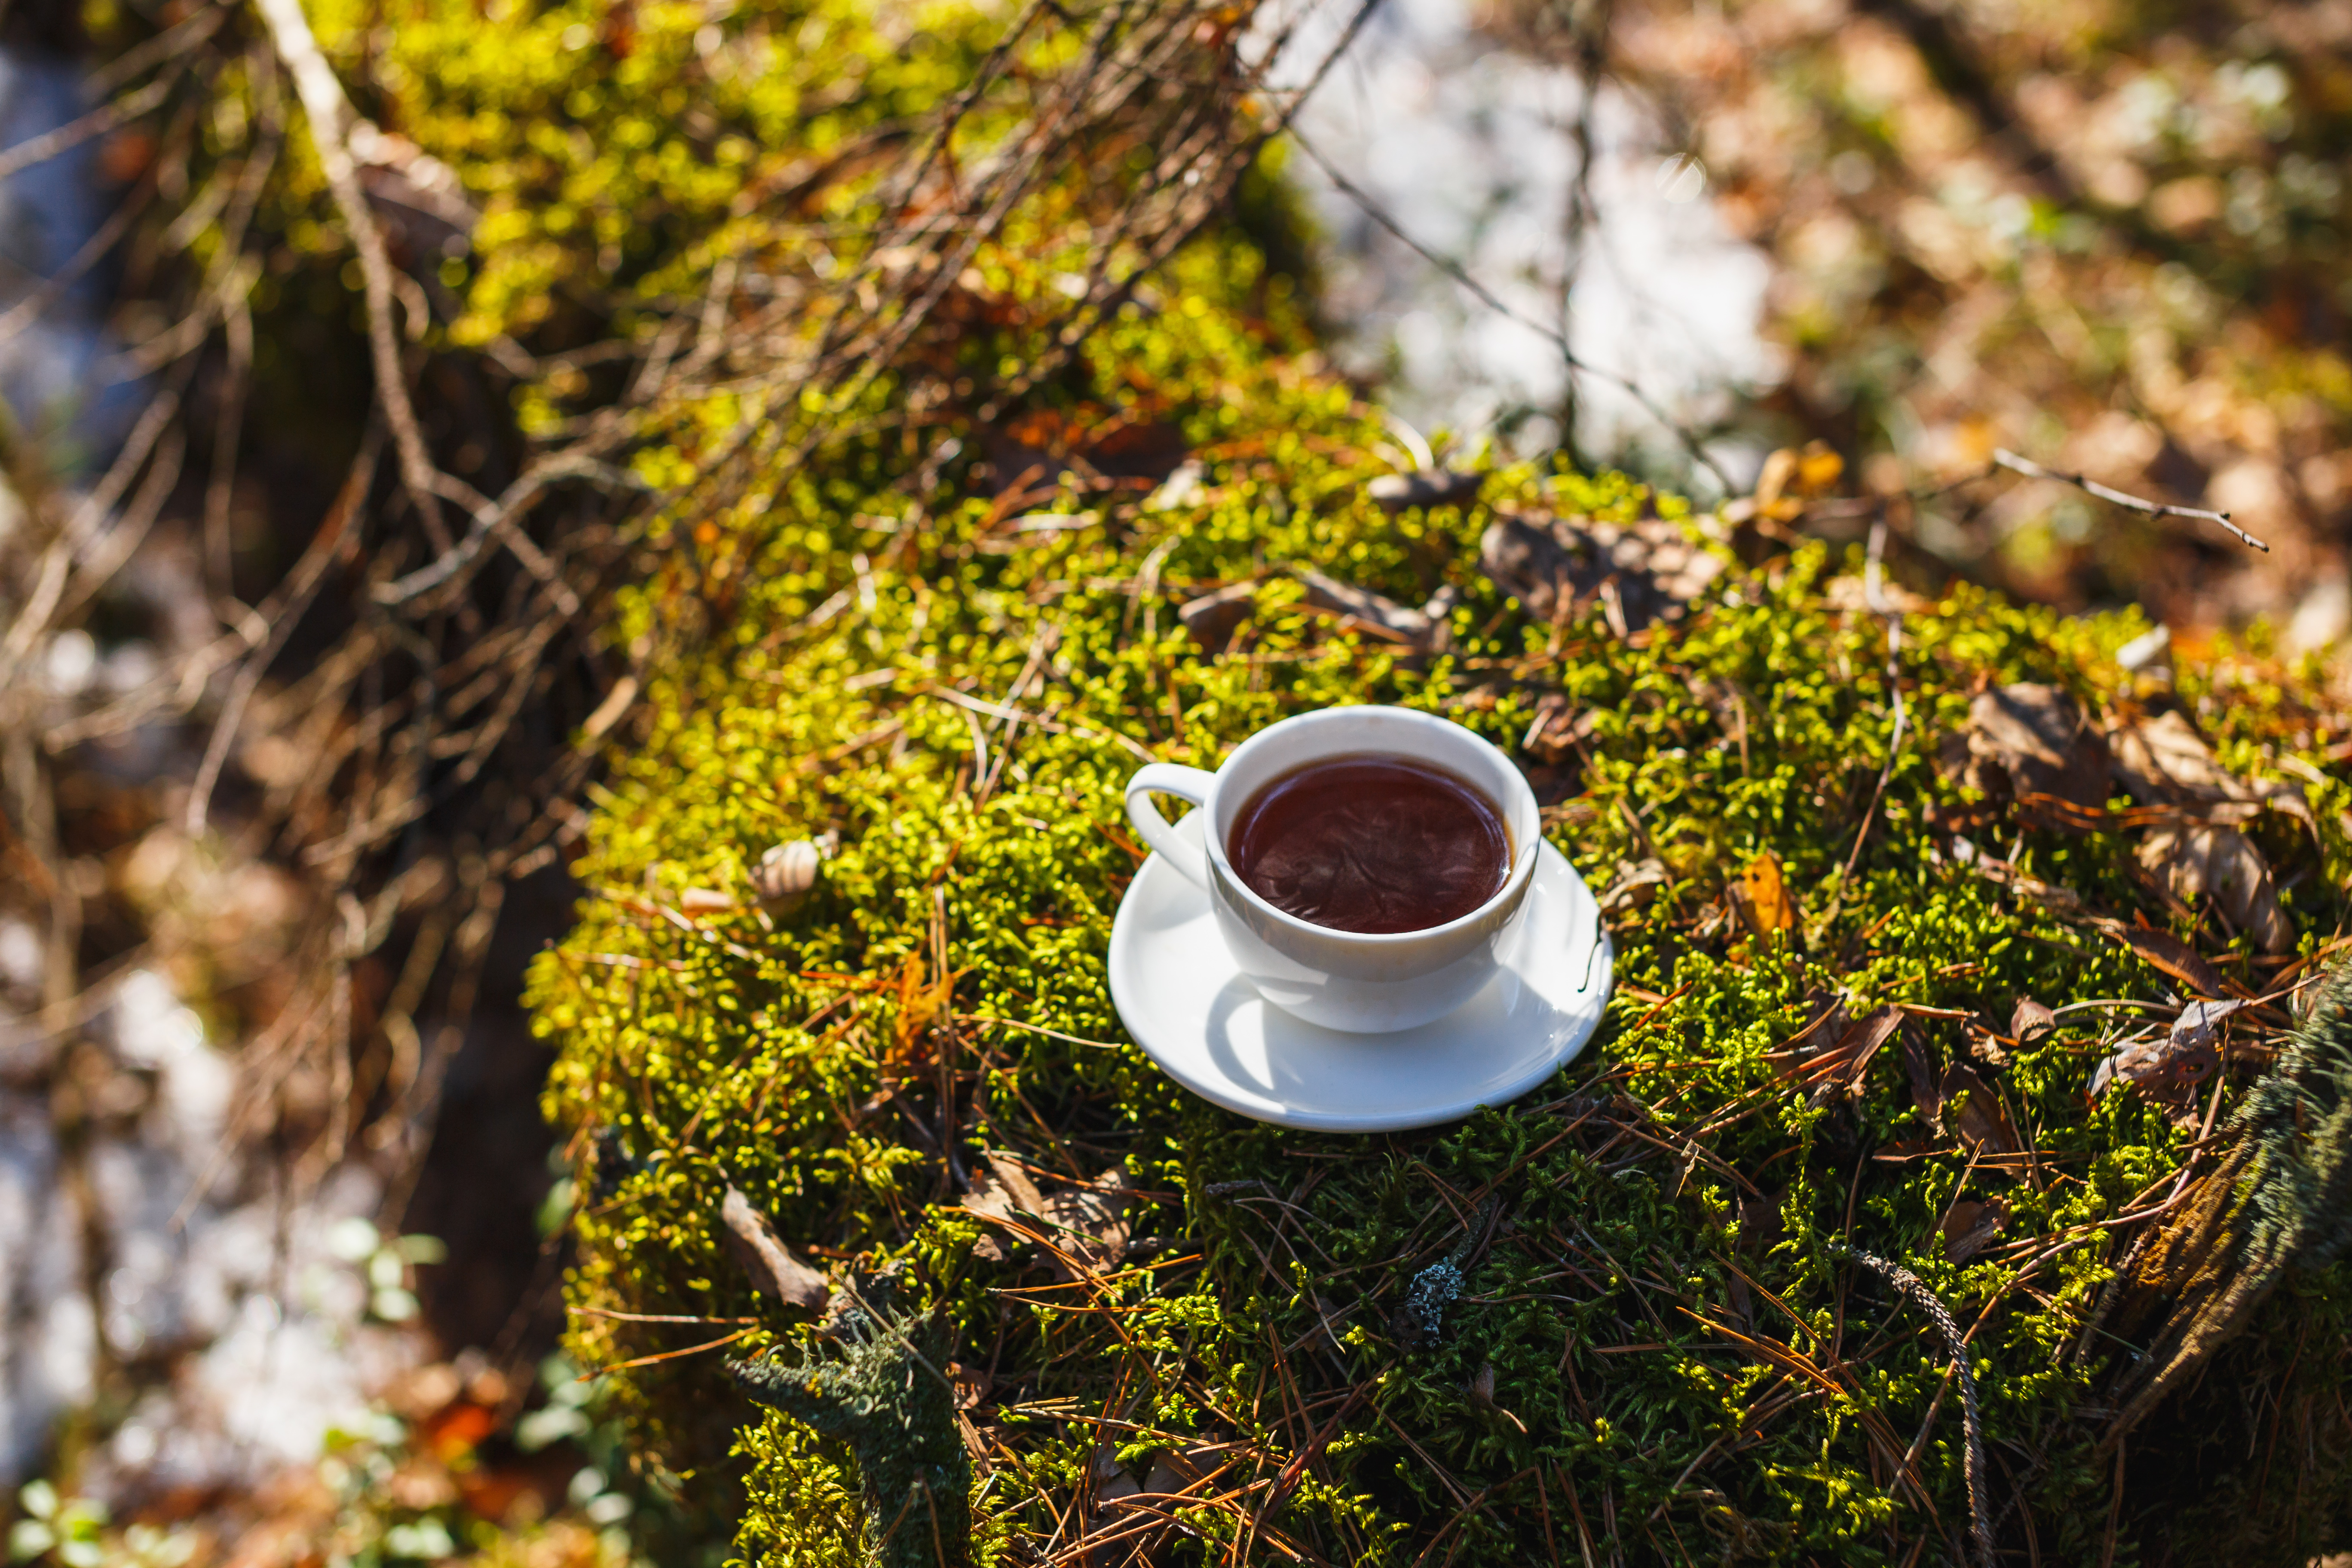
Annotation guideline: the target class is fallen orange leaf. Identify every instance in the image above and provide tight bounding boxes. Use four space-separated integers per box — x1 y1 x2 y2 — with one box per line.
1736 851 1796 936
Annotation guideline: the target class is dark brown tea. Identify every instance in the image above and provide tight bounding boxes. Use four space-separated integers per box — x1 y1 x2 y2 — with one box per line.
1226 755 1510 933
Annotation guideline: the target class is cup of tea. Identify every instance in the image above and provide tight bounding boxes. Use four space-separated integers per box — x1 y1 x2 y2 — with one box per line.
1122 705 1542 1033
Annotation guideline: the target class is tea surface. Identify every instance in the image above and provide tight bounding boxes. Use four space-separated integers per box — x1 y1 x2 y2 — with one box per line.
1227 756 1509 933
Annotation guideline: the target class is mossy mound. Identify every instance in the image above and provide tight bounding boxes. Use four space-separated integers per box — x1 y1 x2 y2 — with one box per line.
529 238 2352 1559
69 0 2343 1552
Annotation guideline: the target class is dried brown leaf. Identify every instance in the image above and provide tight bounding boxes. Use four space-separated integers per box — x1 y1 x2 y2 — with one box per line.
2089 998 2247 1102
1839 1008 1904 1077
1598 855 1669 914
962 1154 1047 1263
2011 996 2056 1044
1183 570 1456 656
1966 1020 2012 1070
2109 709 2230 799
1939 1063 2030 1172
1142 1446 1221 1497
1737 1191 1783 1253
1794 441 1845 496
1042 1165 1134 1280
720 1186 830 1311
2094 917 2227 998
1905 1024 1944 1128
1366 469 1483 513
1941 1197 2009 1265
1737 441 1844 518
1957 683 2110 811
1905 1029 2029 1169
983 413 1186 496
966 1159 1133 1276
975 1154 1047 1216
947 1361 992 1410
1752 447 1800 513
2137 823 2294 954
1767 1002 1900 1105
1296 567 1449 651
1478 509 1723 634
1177 579 1257 653
2107 709 2315 831
1094 1468 1141 1504
1732 851 1796 937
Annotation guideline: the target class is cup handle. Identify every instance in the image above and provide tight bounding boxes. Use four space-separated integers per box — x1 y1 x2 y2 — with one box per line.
1124 763 1216 889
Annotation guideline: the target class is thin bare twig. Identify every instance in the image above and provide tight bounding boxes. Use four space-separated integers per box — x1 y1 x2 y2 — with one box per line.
185 426 383 834
0 73 176 186
252 0 453 550
1838 508 1907 890
1991 447 2267 552
1286 126 1736 493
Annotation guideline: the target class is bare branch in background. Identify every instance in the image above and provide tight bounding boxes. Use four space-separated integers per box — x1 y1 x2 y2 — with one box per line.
1991 448 2269 553
0 72 173 185
251 0 453 550
1288 126 1737 493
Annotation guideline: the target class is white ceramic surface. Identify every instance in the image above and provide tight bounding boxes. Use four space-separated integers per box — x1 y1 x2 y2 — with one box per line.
1123 706 1543 1033
1109 812 1614 1132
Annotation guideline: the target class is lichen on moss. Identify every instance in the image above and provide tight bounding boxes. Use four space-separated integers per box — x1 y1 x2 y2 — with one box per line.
729 1277 969 1568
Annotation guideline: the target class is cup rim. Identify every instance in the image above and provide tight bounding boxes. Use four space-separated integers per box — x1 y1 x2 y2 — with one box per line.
1200 705 1540 946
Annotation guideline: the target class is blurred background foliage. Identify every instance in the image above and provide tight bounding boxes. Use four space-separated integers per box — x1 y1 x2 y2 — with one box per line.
1494 0 2352 629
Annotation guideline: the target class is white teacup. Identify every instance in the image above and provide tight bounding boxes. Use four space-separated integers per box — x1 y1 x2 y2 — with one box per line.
1123 705 1541 1034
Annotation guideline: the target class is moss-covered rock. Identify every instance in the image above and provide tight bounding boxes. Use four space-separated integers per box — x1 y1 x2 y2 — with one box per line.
526 219 2352 1562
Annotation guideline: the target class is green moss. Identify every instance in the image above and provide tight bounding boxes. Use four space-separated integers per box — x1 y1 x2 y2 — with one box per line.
526 229 2352 1560
300 0 1020 353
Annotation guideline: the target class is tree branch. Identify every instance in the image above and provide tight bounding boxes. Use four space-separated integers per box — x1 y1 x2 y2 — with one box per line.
251 0 453 550
1993 447 2267 553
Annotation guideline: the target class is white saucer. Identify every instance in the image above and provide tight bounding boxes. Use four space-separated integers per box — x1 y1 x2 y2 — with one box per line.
1107 814 1614 1132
